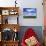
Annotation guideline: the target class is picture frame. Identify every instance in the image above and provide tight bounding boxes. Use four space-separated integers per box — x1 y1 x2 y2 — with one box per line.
2 10 9 15
23 8 37 18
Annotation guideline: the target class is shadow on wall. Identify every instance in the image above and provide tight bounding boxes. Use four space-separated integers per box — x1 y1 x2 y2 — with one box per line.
18 26 43 44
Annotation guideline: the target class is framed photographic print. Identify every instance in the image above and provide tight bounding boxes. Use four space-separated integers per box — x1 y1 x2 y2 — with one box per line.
2 10 9 15
23 8 37 18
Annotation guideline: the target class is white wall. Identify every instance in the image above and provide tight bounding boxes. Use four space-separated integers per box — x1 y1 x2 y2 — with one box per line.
0 0 44 26
0 0 15 7
17 0 44 26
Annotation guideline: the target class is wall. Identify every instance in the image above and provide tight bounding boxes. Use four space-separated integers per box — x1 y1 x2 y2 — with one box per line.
0 0 44 26
0 0 15 7
17 0 44 26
